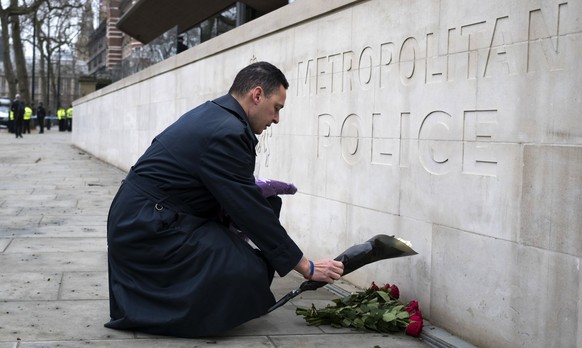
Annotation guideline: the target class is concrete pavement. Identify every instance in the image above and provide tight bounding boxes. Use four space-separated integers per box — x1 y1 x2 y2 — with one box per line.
0 129 431 347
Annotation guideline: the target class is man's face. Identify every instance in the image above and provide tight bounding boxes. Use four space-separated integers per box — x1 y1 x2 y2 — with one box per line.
248 85 286 134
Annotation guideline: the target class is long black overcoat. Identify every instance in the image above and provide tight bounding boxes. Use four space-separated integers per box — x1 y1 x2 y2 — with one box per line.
105 94 303 337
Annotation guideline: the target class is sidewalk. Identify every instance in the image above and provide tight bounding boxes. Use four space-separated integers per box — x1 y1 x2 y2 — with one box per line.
0 129 429 347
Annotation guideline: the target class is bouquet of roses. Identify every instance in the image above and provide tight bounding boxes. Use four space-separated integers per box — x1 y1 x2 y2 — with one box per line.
296 281 423 337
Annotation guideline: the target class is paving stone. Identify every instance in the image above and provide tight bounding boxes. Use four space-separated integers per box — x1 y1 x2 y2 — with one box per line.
60 272 108 300
0 272 61 301
0 216 42 232
14 207 76 216
39 215 107 227
76 198 116 211
0 207 23 215
18 337 274 347
0 300 132 341
270 333 427 347
1 195 59 206
4 238 106 253
0 252 107 273
0 239 10 252
220 302 325 337
33 225 105 238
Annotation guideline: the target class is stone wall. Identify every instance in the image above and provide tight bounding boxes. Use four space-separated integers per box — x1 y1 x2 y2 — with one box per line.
72 0 582 346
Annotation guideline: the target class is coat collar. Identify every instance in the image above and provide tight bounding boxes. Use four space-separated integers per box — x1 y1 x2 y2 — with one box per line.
213 94 248 125
212 94 258 145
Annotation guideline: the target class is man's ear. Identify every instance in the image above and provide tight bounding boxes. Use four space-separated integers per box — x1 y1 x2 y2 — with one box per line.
251 86 263 105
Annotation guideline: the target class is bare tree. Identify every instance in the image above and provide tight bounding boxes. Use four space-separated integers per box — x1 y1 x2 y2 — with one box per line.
0 0 45 102
0 0 84 110
20 0 84 109
11 1 30 103
0 7 17 98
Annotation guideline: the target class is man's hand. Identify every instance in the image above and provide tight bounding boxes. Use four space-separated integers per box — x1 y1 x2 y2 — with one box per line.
295 257 344 283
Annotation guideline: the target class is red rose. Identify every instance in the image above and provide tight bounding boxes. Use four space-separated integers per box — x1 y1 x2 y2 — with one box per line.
383 283 391 291
405 319 423 337
389 284 400 299
369 282 380 291
406 300 419 313
411 309 422 318
410 314 422 322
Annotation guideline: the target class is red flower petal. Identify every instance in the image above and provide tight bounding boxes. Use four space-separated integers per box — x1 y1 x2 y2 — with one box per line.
369 281 380 291
406 300 419 312
405 320 423 337
389 284 400 299
410 315 422 322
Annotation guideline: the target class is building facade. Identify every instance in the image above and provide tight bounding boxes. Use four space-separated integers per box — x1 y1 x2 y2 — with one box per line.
87 0 123 79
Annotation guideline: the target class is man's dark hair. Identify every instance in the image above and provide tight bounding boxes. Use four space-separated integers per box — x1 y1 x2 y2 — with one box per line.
229 61 289 97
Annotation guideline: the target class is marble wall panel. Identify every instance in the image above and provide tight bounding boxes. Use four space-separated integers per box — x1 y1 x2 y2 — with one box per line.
509 244 581 348
283 193 348 260
432 225 581 348
520 145 582 256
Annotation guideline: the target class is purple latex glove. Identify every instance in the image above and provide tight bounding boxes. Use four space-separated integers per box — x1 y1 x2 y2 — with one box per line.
255 178 298 198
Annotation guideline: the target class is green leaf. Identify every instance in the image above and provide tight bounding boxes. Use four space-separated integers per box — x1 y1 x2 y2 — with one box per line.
382 312 397 323
396 311 410 319
392 304 405 312
377 291 390 302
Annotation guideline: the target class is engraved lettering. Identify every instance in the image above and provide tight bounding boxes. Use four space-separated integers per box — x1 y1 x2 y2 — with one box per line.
400 112 411 167
297 2 573 93
328 53 342 93
527 2 567 72
342 51 355 92
426 33 447 84
316 56 329 94
312 109 503 176
418 111 454 175
296 59 314 96
379 42 396 88
460 21 488 80
446 28 462 82
317 113 334 158
463 110 498 176
295 2 576 179
484 17 517 77
399 37 419 85
359 46 374 88
256 129 272 167
340 114 361 165
371 112 395 166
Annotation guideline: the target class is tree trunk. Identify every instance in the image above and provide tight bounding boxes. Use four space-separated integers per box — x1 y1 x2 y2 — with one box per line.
0 10 18 98
11 8 31 104
35 17 48 109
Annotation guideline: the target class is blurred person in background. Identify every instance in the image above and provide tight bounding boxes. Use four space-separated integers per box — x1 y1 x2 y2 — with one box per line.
10 94 24 138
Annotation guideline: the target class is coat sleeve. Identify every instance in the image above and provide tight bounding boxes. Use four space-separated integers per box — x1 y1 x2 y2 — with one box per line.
197 125 303 277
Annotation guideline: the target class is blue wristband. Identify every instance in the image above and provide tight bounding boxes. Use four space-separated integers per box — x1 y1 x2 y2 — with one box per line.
307 260 314 279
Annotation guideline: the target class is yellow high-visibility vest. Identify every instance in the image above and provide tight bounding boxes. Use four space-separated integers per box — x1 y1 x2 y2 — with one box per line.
57 109 66 119
66 107 73 119
24 107 32 120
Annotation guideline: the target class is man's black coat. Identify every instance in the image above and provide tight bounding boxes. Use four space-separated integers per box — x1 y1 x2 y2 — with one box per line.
106 94 303 337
